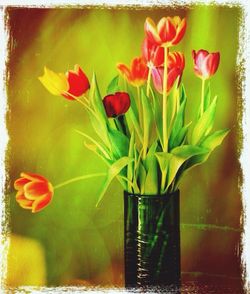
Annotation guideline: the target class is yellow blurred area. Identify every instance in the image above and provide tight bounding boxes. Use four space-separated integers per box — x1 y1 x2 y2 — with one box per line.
7 234 46 286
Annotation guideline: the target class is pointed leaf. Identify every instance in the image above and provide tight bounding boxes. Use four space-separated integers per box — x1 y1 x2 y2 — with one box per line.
96 157 133 206
191 96 218 145
106 75 119 94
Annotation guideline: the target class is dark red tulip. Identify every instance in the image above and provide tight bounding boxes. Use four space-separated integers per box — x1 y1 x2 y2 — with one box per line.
103 92 131 118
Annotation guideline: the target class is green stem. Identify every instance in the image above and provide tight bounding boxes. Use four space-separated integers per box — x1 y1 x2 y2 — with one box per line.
54 173 106 189
137 86 142 126
162 46 169 152
200 78 205 115
146 66 152 97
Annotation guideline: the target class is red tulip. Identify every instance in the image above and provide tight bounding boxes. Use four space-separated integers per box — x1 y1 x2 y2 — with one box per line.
14 172 53 213
117 57 148 87
39 64 90 100
144 16 186 47
103 92 130 118
151 52 185 94
142 38 164 68
192 50 220 80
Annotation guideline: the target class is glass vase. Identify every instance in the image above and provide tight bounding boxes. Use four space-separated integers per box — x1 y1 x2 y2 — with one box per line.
124 190 180 291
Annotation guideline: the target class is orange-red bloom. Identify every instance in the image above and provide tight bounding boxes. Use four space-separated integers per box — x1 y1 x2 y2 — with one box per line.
39 64 90 100
14 172 53 213
142 38 164 68
192 50 220 80
103 92 130 118
117 57 148 87
144 16 186 47
151 52 185 94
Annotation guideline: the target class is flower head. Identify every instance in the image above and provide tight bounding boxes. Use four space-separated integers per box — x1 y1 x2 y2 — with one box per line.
192 50 220 80
152 51 185 94
117 57 148 87
103 92 130 118
142 38 164 68
14 172 53 213
144 16 186 47
39 65 90 100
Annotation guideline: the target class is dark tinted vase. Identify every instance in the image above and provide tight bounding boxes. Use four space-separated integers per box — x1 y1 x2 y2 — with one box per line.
124 190 180 291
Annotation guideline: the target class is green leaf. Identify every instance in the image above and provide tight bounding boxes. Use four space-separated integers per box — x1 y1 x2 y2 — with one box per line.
125 88 143 144
169 96 187 150
204 82 211 112
201 128 230 150
75 129 111 160
88 73 111 148
127 131 135 192
107 126 129 160
179 84 186 105
141 89 153 157
156 145 208 191
144 153 158 194
106 75 119 94
151 89 163 148
96 156 133 206
191 96 218 145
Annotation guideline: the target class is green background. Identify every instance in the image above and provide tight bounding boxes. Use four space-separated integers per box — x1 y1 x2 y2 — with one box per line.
6 6 243 290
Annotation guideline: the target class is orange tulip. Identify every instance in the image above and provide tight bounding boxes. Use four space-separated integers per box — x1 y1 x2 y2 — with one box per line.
39 64 90 100
151 52 185 94
14 172 53 213
192 49 220 80
142 38 164 68
144 16 186 47
117 57 149 87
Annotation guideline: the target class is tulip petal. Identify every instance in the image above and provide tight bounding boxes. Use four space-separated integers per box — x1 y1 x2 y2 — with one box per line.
24 181 52 200
152 67 164 94
38 67 69 96
204 52 220 77
117 63 132 82
16 191 33 209
32 192 53 213
65 65 90 97
14 177 30 190
172 18 187 45
145 17 162 45
157 17 176 43
21 172 47 182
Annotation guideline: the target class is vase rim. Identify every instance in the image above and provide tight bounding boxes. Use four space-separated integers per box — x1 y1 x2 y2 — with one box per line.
124 189 179 199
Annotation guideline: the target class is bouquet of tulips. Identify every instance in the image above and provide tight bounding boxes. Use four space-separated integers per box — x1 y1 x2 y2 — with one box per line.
14 16 228 213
